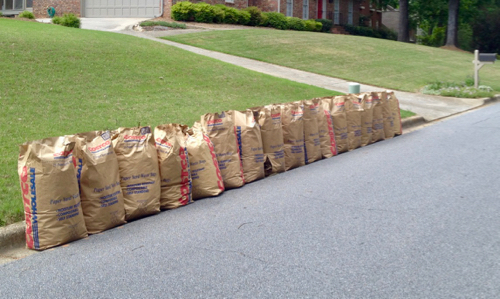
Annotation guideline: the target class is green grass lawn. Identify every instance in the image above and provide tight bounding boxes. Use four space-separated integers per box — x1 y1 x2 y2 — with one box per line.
0 20 412 227
0 19 343 226
164 29 500 93
400 110 416 119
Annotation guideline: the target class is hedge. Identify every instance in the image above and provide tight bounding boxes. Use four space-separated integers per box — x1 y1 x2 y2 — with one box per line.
171 2 322 32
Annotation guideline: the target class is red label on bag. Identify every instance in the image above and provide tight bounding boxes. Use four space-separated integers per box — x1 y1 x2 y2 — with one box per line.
325 110 338 156
203 134 225 191
233 126 245 184
178 147 191 205
20 166 38 249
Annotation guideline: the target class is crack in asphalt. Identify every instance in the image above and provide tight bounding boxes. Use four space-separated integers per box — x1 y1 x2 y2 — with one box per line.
299 194 414 214
194 246 334 278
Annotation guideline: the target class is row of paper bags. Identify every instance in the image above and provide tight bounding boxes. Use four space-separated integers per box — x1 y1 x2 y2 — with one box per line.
18 91 402 250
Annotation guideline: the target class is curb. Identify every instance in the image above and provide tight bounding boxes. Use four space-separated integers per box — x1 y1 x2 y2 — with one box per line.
0 222 25 252
483 94 500 105
401 115 426 130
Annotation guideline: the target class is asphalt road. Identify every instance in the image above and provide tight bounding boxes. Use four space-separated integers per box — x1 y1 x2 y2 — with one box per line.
1 104 499 298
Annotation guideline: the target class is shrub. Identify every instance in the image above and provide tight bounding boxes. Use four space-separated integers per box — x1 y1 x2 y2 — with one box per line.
344 25 396 41
214 5 240 24
464 76 474 87
139 21 187 29
212 7 225 24
0 12 3 17
262 12 288 30
287 17 305 31
224 7 240 24
60 13 80 28
417 25 445 47
19 11 35 19
244 6 262 26
259 12 269 27
238 10 251 25
171 1 195 21
193 2 216 23
52 14 80 28
315 19 332 32
458 23 473 52
305 20 322 32
422 81 495 98
380 27 397 40
52 16 63 25
315 21 323 32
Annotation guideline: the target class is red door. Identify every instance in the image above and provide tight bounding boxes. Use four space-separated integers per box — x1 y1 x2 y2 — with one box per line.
318 0 323 19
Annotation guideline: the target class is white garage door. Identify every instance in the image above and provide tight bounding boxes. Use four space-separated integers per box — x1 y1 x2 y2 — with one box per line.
85 0 161 18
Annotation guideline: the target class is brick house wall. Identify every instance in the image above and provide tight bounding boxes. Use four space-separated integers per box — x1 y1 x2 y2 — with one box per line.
359 0 381 29
164 0 173 19
278 0 284 14
308 0 316 19
33 0 81 18
30 0 358 23
278 0 317 19
250 0 278 12
180 0 247 9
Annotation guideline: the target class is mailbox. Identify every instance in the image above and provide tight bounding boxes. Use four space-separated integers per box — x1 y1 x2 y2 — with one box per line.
479 53 497 63
473 50 496 88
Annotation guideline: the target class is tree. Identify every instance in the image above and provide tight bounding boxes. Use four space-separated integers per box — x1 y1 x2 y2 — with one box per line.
369 0 398 10
445 0 460 46
472 5 500 53
409 0 448 33
398 0 409 42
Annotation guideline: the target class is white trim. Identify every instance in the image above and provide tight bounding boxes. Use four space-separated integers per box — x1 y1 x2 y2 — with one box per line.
303 0 309 19
348 0 353 25
333 0 339 25
157 0 164 17
322 0 326 19
1 0 32 13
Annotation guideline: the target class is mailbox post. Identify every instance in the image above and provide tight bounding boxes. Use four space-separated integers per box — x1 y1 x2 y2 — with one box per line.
473 50 496 88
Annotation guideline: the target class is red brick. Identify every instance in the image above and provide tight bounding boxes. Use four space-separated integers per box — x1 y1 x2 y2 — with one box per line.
33 0 81 18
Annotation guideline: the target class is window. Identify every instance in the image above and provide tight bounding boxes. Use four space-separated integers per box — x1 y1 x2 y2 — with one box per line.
2 0 32 10
348 0 353 25
333 0 339 24
303 0 309 19
14 0 22 10
286 0 293 17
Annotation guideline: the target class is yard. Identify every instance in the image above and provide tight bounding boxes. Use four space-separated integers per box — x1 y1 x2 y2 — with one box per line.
1 19 346 226
164 29 500 93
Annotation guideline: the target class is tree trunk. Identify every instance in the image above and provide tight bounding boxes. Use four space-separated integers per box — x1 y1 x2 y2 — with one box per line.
445 0 460 47
398 0 409 42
